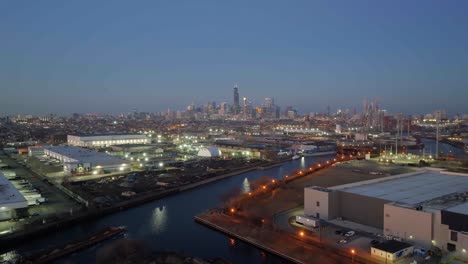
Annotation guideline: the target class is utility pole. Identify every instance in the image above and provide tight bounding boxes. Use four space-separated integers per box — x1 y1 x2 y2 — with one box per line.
436 122 439 159
395 118 398 156
408 117 410 136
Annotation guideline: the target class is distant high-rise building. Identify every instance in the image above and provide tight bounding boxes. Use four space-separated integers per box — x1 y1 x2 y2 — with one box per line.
233 84 240 114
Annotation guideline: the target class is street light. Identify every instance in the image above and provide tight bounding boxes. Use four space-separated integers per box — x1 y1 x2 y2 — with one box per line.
351 249 356 263
299 231 304 237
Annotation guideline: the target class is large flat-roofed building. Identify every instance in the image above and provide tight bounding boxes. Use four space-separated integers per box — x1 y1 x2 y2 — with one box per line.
44 146 130 176
304 169 468 256
67 134 149 147
0 173 28 221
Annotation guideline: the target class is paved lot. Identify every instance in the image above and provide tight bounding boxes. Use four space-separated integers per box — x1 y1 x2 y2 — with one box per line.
0 153 82 237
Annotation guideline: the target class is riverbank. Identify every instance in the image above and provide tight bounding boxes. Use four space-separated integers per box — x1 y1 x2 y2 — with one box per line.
195 216 304 264
0 158 292 250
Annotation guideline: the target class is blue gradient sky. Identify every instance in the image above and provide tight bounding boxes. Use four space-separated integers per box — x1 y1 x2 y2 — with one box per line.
1 1 467 115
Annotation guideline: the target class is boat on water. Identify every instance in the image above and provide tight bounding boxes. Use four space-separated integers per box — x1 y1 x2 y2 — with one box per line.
299 145 337 157
24 226 125 264
292 155 301 160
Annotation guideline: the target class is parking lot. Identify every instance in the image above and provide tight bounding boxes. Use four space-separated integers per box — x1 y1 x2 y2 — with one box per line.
0 152 82 237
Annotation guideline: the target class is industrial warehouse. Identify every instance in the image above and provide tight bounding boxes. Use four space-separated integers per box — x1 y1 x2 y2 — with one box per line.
0 173 28 221
44 146 130 176
67 133 149 147
304 169 468 259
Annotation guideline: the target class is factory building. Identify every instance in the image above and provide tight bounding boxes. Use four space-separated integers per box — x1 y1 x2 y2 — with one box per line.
67 134 149 147
0 173 28 221
44 146 130 176
304 169 468 257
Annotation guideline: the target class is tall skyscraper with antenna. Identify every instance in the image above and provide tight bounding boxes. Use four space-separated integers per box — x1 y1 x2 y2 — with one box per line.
233 84 240 114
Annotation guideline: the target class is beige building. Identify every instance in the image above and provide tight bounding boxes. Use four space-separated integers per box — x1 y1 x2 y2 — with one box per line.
44 146 130 176
371 240 414 262
304 169 468 257
67 134 149 147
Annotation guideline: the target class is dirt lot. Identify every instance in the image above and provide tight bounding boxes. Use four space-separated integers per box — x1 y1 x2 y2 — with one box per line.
227 160 416 220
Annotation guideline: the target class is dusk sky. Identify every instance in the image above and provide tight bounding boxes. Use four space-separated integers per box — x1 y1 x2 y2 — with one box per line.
1 1 467 115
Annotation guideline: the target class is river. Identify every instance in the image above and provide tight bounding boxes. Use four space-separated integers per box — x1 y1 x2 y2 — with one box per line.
409 138 468 159
10 155 334 264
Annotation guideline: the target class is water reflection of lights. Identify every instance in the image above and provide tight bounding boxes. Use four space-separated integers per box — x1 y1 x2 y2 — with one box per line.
242 178 251 193
300 157 305 169
151 206 167 234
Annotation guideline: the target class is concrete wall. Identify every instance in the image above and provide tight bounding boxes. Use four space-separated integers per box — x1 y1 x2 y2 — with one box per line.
433 210 450 251
384 204 433 248
338 191 390 229
304 188 337 220
434 210 468 256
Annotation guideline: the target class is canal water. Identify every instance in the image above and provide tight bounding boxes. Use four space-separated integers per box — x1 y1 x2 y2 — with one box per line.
409 138 468 159
12 155 334 264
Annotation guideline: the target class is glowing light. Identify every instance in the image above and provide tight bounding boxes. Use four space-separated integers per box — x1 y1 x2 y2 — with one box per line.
230 208 235 213
299 231 304 237
262 185 266 190
351 249 355 254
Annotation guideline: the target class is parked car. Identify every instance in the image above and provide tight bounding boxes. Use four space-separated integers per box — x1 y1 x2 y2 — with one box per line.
345 231 355 237
338 239 348 244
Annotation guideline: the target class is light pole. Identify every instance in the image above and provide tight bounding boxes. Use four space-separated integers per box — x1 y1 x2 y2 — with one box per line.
351 249 356 263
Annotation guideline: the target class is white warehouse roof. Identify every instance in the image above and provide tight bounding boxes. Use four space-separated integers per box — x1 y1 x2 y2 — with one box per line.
0 173 28 209
340 171 468 206
45 146 128 166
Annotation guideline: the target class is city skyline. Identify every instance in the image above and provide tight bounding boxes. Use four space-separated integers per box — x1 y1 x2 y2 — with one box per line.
1 1 468 115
